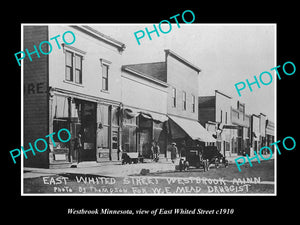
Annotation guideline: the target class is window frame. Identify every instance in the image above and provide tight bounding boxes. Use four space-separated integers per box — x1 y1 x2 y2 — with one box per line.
182 91 186 111
220 110 223 123
172 87 177 107
102 64 109 91
63 45 85 85
191 94 195 113
100 59 112 92
65 50 74 82
74 54 83 84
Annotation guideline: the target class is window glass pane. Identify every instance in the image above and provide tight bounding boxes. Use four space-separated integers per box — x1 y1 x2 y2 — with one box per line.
65 67 72 81
123 117 136 125
122 126 136 152
192 95 195 112
102 65 108 78
112 128 118 149
66 51 73 66
99 104 109 125
102 77 108 90
98 126 109 148
183 91 186 110
172 88 176 107
75 55 81 69
112 107 119 126
53 120 69 144
52 95 69 147
53 95 69 119
75 69 82 84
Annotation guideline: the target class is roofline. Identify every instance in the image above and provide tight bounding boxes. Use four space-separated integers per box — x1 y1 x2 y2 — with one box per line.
198 95 215 99
71 25 126 52
164 49 201 73
122 66 169 87
215 90 232 99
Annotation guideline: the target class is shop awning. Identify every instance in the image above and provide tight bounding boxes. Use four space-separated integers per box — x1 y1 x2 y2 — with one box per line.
223 124 239 129
122 107 167 122
168 116 216 142
150 113 168 123
122 108 140 119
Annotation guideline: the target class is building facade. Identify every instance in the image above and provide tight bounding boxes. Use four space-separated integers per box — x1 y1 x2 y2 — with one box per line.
24 26 216 168
198 90 236 156
24 25 126 168
119 50 215 159
231 101 251 156
265 119 275 152
250 114 260 155
120 63 168 159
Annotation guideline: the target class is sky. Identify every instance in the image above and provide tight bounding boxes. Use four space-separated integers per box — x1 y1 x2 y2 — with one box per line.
93 24 276 121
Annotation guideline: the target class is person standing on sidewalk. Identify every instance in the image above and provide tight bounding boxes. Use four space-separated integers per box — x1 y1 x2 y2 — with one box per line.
151 141 160 162
74 132 83 164
170 142 178 163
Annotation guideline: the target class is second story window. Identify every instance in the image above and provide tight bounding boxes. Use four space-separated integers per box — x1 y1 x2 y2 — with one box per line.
100 59 112 92
182 91 186 111
65 50 73 82
191 95 195 113
172 87 176 107
75 55 82 84
220 110 223 123
64 47 84 85
102 64 109 91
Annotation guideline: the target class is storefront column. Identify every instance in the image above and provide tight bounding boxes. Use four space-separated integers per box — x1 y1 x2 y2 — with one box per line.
48 93 54 164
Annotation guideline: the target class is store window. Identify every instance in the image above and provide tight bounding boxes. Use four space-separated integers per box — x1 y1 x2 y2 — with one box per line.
111 107 120 150
153 121 163 143
52 95 70 147
122 117 137 152
98 104 110 149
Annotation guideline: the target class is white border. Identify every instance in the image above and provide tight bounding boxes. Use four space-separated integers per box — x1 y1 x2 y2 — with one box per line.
20 23 277 197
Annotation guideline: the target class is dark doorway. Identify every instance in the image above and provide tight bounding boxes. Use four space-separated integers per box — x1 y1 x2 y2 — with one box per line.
80 101 97 161
70 99 96 162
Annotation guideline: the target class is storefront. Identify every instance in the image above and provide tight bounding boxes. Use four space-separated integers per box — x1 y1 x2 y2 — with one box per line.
49 91 121 167
96 103 121 162
167 115 216 157
120 108 167 159
206 123 238 157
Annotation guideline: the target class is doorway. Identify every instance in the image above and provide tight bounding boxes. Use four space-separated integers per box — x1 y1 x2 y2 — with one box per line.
70 99 96 162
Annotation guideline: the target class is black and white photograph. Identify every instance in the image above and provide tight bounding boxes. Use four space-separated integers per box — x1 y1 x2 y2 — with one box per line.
21 24 276 195
4 5 298 221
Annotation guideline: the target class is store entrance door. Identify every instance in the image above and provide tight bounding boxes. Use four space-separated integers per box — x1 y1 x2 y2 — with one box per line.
80 101 96 161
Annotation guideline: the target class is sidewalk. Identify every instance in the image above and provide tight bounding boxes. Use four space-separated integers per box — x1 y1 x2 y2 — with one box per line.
24 160 177 179
23 154 272 179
